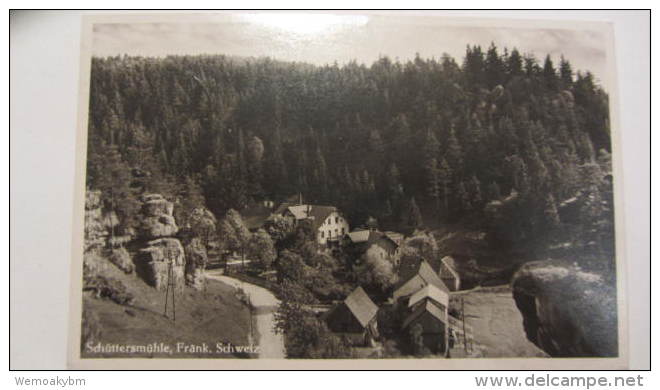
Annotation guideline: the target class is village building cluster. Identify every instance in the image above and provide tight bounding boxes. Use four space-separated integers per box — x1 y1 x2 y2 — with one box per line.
246 196 471 357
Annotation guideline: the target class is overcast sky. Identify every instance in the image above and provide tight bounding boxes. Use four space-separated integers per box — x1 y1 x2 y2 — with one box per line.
92 13 612 91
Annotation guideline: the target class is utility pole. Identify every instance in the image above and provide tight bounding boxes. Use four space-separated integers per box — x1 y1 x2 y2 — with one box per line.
164 260 176 323
462 297 468 353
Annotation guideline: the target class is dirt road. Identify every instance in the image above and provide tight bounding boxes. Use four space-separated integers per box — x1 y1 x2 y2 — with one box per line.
206 272 285 359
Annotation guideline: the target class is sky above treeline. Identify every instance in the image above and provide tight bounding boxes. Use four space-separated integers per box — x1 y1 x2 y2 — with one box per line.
92 13 612 91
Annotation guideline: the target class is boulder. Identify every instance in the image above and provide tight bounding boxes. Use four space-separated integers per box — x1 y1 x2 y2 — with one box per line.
109 247 134 274
512 259 618 357
184 237 208 290
138 238 185 291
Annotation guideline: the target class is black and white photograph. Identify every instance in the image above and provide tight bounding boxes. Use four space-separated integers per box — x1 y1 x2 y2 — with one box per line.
66 12 628 369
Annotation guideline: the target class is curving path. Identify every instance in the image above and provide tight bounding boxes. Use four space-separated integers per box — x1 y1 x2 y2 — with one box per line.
206 271 285 359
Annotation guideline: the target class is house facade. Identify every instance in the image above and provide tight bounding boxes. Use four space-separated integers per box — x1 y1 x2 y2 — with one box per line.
276 203 349 247
402 300 448 355
345 229 400 264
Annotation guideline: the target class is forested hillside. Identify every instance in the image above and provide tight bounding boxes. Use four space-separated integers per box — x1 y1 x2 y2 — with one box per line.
86 44 615 274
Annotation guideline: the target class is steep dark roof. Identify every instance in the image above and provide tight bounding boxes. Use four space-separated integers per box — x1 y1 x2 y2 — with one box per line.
396 258 450 293
402 300 447 329
344 286 379 328
273 202 294 216
307 205 339 232
274 203 340 232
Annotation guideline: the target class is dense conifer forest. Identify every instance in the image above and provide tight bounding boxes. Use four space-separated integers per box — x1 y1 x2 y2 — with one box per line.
86 44 615 274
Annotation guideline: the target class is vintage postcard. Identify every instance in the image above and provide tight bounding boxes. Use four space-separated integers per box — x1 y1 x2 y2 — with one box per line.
68 11 628 369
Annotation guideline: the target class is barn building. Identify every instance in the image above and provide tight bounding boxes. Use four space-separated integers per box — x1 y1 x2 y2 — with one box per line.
402 299 448 355
324 286 379 346
393 259 450 303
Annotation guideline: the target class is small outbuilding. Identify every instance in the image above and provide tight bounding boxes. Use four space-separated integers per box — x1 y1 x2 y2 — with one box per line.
325 286 379 346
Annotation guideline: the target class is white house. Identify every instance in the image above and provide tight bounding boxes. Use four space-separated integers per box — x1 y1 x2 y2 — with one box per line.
275 203 349 247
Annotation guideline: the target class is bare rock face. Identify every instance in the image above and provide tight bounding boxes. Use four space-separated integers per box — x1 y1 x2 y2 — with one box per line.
512 260 618 357
137 238 185 291
84 190 108 252
184 237 208 290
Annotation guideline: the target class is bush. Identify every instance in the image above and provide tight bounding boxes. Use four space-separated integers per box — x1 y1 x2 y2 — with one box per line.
109 247 134 274
84 275 135 305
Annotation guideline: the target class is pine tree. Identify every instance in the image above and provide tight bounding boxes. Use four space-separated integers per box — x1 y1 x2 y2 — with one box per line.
486 181 502 201
437 158 452 216
507 48 523 78
485 42 505 88
457 181 472 214
543 193 561 231
559 55 574 88
543 55 558 91
425 157 441 213
445 126 464 176
246 135 265 199
404 197 424 230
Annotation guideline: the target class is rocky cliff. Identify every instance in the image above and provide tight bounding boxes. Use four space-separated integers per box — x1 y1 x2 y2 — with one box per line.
511 259 618 357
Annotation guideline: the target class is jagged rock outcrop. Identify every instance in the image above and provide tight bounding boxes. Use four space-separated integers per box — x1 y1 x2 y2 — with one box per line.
137 237 185 291
138 194 178 239
512 259 618 357
84 190 107 253
184 237 208 290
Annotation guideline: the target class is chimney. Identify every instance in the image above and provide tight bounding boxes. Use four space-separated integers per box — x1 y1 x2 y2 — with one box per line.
298 192 303 205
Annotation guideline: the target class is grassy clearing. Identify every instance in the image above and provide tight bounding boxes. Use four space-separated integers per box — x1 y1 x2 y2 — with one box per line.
453 285 547 358
81 258 252 359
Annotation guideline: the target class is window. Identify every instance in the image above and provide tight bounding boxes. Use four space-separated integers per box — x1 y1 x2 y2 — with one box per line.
321 231 324 238
335 217 338 223
335 229 338 235
328 230 332 238
341 228 345 235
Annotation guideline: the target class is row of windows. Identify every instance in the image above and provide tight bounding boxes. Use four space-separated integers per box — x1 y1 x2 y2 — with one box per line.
320 227 345 239
324 216 343 225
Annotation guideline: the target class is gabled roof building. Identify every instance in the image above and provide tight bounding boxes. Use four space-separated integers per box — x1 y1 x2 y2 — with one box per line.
325 286 379 346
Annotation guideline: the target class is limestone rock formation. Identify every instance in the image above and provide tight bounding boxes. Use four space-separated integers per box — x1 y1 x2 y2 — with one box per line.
512 259 618 357
137 237 185 291
84 190 107 252
138 194 178 239
184 237 208 290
